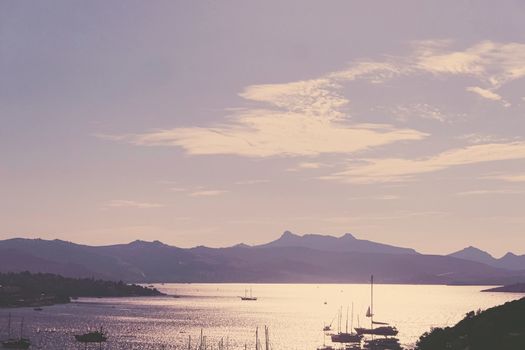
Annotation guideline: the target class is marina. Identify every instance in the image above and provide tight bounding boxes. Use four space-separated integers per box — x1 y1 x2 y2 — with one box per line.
0 283 519 349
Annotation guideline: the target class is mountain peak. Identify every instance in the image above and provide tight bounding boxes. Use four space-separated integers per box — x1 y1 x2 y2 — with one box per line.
281 230 298 239
129 240 166 247
449 246 495 265
233 243 251 248
259 231 416 255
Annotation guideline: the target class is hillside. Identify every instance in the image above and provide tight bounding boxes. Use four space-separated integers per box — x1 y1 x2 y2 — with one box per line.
0 271 163 308
482 283 525 293
415 297 525 350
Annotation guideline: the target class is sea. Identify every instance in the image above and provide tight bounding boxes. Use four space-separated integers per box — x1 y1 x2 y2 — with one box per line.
0 283 521 349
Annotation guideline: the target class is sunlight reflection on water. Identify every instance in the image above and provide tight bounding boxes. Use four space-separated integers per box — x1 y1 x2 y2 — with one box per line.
1 284 521 349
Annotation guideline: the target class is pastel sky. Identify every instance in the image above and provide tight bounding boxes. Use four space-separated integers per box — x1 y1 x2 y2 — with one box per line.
1 1 524 256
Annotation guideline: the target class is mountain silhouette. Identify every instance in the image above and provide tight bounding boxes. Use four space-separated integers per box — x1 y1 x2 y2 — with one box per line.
449 246 525 271
1 234 524 284
259 231 418 255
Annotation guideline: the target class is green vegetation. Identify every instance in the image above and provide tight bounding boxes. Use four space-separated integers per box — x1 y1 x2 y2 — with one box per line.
415 297 525 350
0 271 164 308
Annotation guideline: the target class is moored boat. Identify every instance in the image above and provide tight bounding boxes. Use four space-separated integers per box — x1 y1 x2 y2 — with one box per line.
74 327 108 343
331 304 362 344
1 314 31 349
240 287 257 301
363 337 402 350
2 338 31 349
355 276 399 337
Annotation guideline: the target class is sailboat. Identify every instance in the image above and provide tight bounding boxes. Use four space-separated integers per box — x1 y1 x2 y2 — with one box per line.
354 276 402 350
2 314 31 349
240 287 257 301
317 328 335 350
323 312 338 331
330 305 362 343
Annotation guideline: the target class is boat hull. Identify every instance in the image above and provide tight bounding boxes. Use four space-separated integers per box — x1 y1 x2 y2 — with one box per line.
355 326 398 336
331 333 362 343
2 339 31 349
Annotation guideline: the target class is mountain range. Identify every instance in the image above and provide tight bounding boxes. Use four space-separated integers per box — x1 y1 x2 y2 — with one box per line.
448 246 525 271
1 231 524 285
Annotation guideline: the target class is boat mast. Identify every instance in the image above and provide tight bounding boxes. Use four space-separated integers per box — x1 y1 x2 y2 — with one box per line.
371 275 374 340
7 313 11 339
264 326 269 350
20 317 24 339
345 306 349 333
339 306 342 333
351 302 354 333
371 275 374 323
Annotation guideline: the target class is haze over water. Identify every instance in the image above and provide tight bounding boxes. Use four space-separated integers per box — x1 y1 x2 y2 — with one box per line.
2 284 520 349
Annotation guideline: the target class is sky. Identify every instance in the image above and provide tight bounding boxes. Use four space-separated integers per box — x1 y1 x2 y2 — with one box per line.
1 1 525 256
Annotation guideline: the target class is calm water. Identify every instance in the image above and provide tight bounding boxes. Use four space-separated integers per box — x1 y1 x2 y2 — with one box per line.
0 284 521 349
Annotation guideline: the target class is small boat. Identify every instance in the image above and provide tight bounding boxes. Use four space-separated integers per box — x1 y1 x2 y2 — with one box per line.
323 311 337 332
363 337 402 350
345 344 361 350
240 287 257 301
355 325 398 336
317 346 335 350
317 329 335 350
331 333 362 343
2 314 31 349
2 338 31 349
74 327 108 343
33 307 43 311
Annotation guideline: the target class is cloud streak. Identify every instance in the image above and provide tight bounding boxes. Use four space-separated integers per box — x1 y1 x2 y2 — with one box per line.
188 190 228 197
104 200 164 209
325 142 525 184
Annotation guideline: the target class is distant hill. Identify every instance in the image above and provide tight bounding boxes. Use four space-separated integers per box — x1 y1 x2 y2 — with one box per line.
415 297 525 350
482 283 525 293
0 271 163 308
258 231 418 255
449 246 525 271
1 235 524 284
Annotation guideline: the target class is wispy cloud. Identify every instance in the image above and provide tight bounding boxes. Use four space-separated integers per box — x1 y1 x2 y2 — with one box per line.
482 174 525 182
100 53 425 158
188 190 228 197
458 133 517 145
235 179 269 185
298 162 324 169
415 40 525 88
104 200 164 209
456 189 525 196
383 103 454 123
466 86 510 106
324 142 525 184
99 40 524 166
348 194 400 201
466 86 502 101
121 114 426 158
